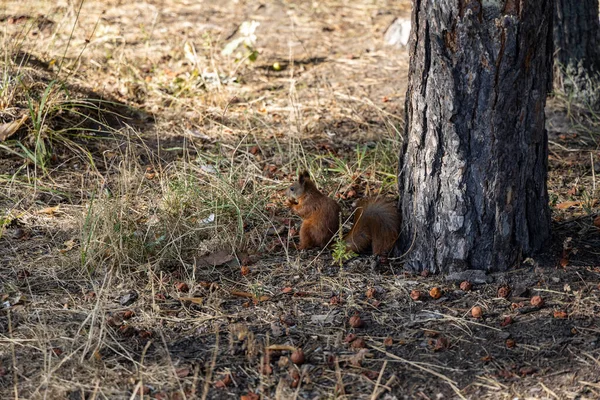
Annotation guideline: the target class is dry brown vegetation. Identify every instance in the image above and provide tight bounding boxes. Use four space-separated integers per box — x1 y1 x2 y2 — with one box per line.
1 1 600 399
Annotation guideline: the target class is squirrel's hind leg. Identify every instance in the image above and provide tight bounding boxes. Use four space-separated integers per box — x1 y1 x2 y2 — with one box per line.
298 224 315 250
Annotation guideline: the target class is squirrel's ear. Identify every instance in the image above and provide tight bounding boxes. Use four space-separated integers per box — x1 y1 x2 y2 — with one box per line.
298 170 310 184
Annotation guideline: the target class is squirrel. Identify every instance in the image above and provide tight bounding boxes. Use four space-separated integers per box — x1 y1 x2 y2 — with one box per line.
286 171 340 249
285 171 401 256
344 198 401 256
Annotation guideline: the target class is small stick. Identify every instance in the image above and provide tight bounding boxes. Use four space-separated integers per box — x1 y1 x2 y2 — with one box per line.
370 360 387 400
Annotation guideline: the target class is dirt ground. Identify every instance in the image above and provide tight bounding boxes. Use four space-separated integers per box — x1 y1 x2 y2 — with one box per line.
1 1 600 399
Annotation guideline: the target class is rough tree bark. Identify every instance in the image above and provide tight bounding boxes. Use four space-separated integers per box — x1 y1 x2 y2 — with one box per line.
554 0 600 106
396 1 553 273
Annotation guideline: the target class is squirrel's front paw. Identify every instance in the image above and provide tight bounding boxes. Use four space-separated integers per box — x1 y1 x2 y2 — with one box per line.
285 198 297 208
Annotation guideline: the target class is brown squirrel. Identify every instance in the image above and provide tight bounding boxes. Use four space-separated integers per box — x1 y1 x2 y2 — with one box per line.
286 171 340 249
344 198 401 256
286 171 401 255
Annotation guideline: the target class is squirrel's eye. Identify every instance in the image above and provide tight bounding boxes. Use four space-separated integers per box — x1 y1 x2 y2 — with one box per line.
289 187 295 192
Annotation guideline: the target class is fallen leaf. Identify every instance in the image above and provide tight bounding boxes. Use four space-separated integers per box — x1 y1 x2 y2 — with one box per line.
231 290 270 303
519 366 536 376
240 266 250 276
231 290 255 299
37 205 60 215
433 337 449 351
556 200 581 209
266 344 296 352
249 146 260 155
423 330 439 337
200 250 233 266
348 348 370 367
179 297 204 305
553 310 568 319
556 200 597 209
0 114 28 142
106 315 122 327
183 41 198 66
350 338 367 349
362 370 379 380
176 367 190 378
175 282 189 292
120 291 139 306
200 214 215 224
344 333 357 343
139 330 152 338
59 239 77 254
214 373 232 388
281 287 293 294
241 394 259 400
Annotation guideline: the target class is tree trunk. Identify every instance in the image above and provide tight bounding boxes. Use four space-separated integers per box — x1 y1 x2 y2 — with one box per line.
396 1 553 274
554 0 600 106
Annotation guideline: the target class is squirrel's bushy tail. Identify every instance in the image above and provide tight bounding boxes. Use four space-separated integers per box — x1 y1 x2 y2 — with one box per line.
345 198 401 255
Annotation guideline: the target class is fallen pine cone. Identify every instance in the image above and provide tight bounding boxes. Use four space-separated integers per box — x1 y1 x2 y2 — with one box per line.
530 295 544 307
290 349 305 365
429 287 442 299
349 314 363 328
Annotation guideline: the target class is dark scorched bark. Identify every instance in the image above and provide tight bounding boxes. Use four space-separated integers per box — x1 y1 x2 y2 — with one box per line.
396 0 553 273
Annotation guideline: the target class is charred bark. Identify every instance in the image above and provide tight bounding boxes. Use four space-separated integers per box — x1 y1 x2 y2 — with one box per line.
396 0 553 273
554 0 600 106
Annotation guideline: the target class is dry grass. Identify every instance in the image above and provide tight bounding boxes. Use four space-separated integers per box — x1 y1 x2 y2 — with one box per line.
1 0 600 399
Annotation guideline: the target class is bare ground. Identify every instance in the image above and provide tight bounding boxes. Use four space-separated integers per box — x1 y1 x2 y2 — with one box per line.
1 1 600 399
